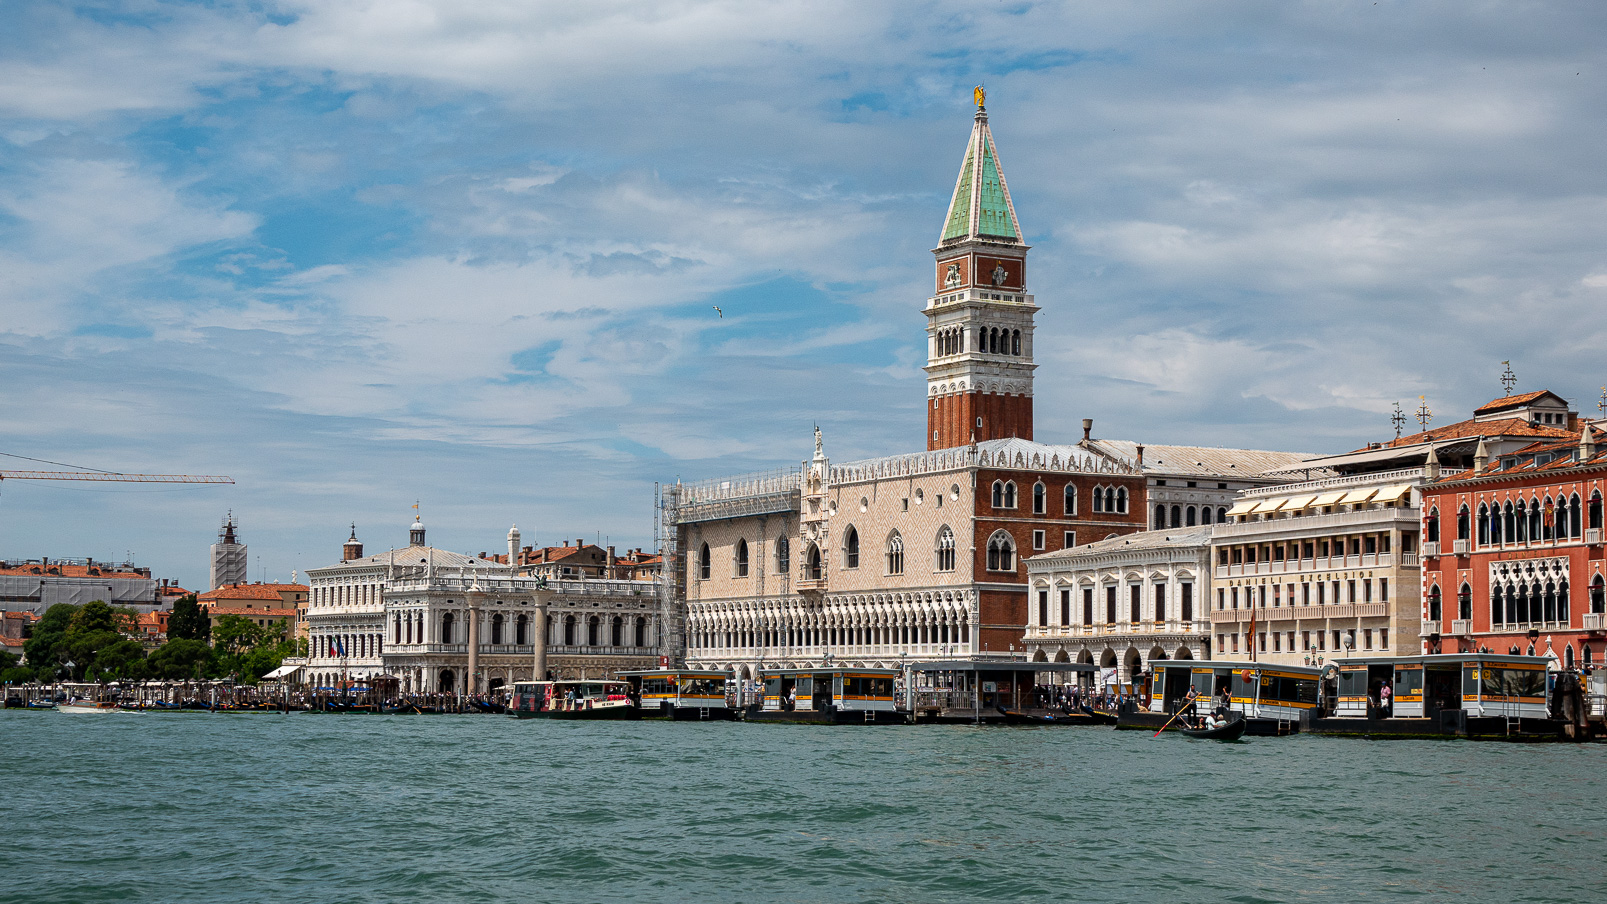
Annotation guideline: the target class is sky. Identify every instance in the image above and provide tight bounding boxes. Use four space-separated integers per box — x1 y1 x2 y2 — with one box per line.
2 1 1606 592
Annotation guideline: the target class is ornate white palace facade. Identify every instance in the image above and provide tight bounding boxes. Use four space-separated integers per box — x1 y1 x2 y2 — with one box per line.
299 520 661 693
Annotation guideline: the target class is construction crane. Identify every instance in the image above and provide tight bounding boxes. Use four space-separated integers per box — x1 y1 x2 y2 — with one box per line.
0 452 232 487
0 470 232 484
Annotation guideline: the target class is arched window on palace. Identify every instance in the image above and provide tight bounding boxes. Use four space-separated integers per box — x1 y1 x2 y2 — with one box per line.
1033 482 1046 514
563 614 576 646
516 613 528 646
1186 505 1198 526
1428 585 1441 623
1591 492 1603 531
1456 505 1470 541
735 538 749 578
698 543 711 580
491 612 504 645
886 532 905 575
1170 505 1182 528
1478 503 1490 546
635 616 647 647
986 531 1016 572
1425 508 1440 543
586 615 600 646
611 615 623 647
806 544 822 580
1092 485 1105 513
1458 583 1472 621
1592 575 1605 614
992 480 1006 508
844 526 860 569
1063 484 1077 515
1153 504 1166 530
936 526 956 572
441 611 454 644
1115 487 1128 514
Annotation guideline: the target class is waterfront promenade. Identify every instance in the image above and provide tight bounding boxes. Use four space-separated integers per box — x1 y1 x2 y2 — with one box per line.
3 712 1602 903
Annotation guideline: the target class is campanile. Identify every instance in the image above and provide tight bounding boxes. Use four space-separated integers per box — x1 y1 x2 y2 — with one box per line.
924 92 1038 450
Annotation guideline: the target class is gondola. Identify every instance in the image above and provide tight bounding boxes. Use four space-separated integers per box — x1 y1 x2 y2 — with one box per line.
994 705 1104 726
1079 705 1120 725
1178 711 1247 741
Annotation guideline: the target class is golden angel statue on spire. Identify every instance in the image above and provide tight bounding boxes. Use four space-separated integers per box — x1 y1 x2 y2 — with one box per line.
973 85 985 109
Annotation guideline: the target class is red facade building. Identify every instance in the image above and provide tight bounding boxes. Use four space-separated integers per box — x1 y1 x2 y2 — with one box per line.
1421 425 1607 670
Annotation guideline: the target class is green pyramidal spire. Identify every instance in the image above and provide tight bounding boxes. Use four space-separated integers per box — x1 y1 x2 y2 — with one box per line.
939 104 1022 245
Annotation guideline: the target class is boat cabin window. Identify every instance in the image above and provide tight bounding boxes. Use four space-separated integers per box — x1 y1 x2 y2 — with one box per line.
1474 666 1545 699
842 676 894 699
763 676 785 698
678 677 723 697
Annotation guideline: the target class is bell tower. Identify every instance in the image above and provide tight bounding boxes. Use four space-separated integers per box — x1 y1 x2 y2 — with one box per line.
924 90 1037 450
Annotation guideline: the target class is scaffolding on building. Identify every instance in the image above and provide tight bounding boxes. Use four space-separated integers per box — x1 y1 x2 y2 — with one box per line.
655 482 687 668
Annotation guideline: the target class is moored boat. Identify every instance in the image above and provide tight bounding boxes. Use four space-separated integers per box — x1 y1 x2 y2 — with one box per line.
617 669 735 720
509 680 636 719
744 667 904 724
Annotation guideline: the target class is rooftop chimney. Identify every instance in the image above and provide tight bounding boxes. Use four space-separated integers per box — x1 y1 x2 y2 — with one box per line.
1082 418 1093 442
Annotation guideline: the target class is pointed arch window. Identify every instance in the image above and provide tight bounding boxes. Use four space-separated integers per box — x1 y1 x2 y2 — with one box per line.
1115 486 1128 514
992 481 1005 508
886 532 905 575
1477 503 1490 546
1458 582 1472 621
1092 485 1105 513
1569 493 1582 538
1592 575 1605 614
776 535 790 574
936 526 956 572
1063 484 1077 515
1004 481 1018 509
735 538 749 578
986 531 1016 572
1591 492 1603 531
697 543 711 580
1456 505 1470 541
1428 585 1441 623
1032 481 1046 514
844 526 860 569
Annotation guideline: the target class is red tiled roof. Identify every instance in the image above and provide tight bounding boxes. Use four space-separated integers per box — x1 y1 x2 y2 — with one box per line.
0 636 23 648
199 583 308 603
1367 416 1574 452
1473 390 1555 414
0 563 149 580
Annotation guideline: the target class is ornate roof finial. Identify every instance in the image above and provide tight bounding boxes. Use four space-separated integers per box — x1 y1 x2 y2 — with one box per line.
973 84 985 110
1500 360 1516 396
1597 386 1606 419
1416 395 1433 433
1391 401 1406 440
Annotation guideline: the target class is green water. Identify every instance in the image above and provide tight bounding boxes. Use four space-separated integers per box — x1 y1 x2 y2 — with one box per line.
2 712 1603 903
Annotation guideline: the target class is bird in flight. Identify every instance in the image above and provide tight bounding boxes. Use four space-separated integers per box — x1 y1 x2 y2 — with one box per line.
712 306 723 318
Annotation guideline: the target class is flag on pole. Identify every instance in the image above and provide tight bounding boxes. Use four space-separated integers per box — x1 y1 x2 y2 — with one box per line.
1247 602 1257 662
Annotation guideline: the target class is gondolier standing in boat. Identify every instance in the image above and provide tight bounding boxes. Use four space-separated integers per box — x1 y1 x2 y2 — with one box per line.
1183 686 1201 728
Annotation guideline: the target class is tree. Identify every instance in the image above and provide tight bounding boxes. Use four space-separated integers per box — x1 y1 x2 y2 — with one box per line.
211 615 271 656
147 638 215 680
23 603 78 680
87 639 148 681
167 594 209 643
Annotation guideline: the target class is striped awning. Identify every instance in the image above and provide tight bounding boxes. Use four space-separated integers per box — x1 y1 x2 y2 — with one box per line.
1338 487 1378 505
1371 484 1413 503
1225 500 1258 516
1310 491 1346 507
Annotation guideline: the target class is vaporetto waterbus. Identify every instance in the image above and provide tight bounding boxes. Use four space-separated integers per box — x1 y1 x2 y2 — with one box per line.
1309 653 1565 739
744 667 904 724
1130 660 1321 736
615 669 735 720
509 679 636 720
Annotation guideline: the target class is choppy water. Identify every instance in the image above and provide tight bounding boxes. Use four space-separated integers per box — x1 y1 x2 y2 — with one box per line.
2 712 1604 904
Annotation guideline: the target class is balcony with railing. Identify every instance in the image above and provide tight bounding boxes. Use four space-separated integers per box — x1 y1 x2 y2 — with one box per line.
1213 506 1421 541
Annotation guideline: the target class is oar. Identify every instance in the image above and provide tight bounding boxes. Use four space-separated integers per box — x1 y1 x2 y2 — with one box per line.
1153 699 1195 737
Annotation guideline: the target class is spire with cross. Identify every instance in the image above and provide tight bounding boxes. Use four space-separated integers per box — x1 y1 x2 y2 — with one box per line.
1416 395 1433 433
1500 361 1516 396
1391 401 1406 440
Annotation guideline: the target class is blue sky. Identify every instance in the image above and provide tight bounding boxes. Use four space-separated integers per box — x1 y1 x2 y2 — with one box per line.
3 1 1606 591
